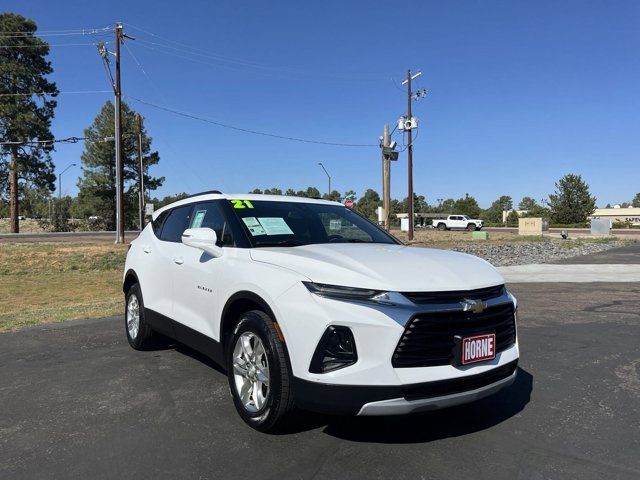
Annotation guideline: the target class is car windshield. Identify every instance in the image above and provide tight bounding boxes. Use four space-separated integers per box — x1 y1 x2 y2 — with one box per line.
229 200 399 247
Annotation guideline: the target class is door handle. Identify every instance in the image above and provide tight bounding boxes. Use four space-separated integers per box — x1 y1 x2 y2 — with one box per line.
172 257 184 265
143 246 151 254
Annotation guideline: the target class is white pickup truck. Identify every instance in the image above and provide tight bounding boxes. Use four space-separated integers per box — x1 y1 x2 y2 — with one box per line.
433 215 484 231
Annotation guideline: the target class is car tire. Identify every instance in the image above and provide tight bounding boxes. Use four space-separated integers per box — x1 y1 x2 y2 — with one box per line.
467 224 475 231
124 283 155 350
227 310 295 433
437 223 446 231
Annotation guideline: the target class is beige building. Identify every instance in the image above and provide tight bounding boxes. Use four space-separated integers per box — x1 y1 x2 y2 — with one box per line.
590 207 640 226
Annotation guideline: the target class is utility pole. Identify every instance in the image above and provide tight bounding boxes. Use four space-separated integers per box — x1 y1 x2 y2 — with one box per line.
406 69 414 241
9 145 18 233
382 125 391 230
114 22 125 244
136 113 145 230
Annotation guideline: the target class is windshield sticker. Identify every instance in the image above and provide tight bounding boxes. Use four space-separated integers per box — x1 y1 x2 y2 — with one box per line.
329 219 342 231
191 210 207 228
242 217 266 236
258 217 294 235
231 199 254 209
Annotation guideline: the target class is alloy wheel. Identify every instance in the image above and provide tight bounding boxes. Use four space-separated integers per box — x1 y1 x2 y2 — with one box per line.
127 294 140 339
232 332 270 413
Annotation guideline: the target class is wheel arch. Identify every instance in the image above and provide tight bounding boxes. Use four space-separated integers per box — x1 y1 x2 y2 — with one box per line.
220 291 278 355
123 269 140 294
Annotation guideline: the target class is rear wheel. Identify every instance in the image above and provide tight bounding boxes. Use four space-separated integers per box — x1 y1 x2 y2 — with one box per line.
437 223 446 231
125 283 156 350
227 310 294 432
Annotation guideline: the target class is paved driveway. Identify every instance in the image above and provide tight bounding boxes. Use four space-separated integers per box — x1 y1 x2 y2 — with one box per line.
553 243 640 264
1 282 639 479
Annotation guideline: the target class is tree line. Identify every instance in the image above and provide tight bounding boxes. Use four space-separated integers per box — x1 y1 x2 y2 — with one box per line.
245 173 608 226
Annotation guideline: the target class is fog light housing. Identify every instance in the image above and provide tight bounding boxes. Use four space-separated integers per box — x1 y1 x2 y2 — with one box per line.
309 326 357 373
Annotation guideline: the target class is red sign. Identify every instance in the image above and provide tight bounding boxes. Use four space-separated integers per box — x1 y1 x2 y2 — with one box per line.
461 333 496 365
345 198 354 209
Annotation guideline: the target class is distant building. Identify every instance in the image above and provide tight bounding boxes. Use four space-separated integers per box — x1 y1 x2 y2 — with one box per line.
590 207 640 226
502 210 528 223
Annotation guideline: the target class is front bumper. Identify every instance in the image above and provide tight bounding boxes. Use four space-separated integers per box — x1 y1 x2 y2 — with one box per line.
293 359 518 416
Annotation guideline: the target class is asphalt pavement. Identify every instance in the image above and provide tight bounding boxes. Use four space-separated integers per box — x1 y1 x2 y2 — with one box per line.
553 242 640 264
1 281 639 479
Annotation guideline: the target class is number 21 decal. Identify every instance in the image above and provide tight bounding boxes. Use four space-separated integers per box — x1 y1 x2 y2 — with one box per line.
231 199 254 209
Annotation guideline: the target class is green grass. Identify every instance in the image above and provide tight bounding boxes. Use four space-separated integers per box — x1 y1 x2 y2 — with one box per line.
0 243 127 332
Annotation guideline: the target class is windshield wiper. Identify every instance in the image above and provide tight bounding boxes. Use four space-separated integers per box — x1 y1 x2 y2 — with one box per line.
254 239 308 248
328 238 369 243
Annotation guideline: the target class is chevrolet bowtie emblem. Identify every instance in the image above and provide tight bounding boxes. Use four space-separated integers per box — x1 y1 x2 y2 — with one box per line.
461 298 488 314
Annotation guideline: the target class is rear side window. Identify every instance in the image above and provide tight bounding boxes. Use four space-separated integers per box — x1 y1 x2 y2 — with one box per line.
152 210 170 237
190 201 234 246
159 205 193 242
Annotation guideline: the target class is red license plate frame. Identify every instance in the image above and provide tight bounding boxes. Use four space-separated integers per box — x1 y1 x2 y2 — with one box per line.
461 333 496 365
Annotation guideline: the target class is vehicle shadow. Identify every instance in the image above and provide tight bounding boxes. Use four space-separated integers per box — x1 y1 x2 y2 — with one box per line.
143 334 227 375
280 368 533 443
156 337 533 443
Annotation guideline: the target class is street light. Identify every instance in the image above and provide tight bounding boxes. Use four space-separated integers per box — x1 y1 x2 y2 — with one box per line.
318 162 331 198
58 163 77 202
57 163 76 228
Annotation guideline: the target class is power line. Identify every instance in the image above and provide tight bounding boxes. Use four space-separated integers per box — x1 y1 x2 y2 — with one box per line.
96 41 116 92
122 40 168 103
126 95 377 148
0 134 136 147
0 90 111 97
0 26 112 35
0 42 106 48
1 136 87 147
134 38 291 72
124 23 391 81
121 39 208 192
0 28 111 39
124 23 267 66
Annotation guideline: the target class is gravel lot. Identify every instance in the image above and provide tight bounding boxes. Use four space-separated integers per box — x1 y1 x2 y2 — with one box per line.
445 240 624 266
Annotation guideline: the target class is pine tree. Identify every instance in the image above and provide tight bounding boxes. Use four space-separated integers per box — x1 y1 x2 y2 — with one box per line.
453 194 482 218
0 14 58 233
76 101 164 229
548 174 596 224
483 195 513 224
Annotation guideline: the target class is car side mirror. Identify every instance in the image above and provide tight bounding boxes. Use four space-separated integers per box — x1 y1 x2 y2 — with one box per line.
181 227 224 258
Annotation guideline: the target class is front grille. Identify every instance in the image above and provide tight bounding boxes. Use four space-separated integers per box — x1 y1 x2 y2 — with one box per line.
392 302 516 368
401 284 505 305
402 360 518 401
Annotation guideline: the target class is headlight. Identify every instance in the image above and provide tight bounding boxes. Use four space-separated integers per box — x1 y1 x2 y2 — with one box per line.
302 282 413 306
303 281 382 301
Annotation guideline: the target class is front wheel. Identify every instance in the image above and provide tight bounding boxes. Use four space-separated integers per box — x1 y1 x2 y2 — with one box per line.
467 223 476 231
125 283 156 350
227 310 295 432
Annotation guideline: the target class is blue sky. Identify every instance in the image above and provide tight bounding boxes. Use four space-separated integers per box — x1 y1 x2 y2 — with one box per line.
5 0 639 207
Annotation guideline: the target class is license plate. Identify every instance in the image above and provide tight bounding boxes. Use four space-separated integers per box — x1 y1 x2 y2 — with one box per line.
461 333 496 365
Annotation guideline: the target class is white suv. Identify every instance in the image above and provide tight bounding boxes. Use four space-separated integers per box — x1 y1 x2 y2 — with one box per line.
123 192 519 431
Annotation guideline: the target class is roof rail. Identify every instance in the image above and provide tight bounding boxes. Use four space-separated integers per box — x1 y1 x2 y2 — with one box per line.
186 190 223 199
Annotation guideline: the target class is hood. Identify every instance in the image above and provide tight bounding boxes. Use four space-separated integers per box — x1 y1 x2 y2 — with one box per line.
250 243 504 292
